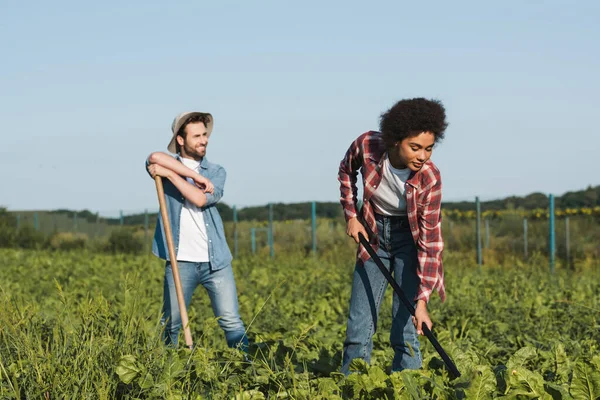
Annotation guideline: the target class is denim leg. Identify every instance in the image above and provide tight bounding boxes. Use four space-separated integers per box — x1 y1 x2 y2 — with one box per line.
198 263 248 352
161 261 199 346
341 240 391 375
390 224 422 371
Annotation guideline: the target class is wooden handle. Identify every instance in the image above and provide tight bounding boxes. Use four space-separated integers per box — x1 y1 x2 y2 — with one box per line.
155 176 193 349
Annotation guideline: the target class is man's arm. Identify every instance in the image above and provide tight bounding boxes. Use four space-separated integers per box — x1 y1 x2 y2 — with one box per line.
147 152 200 180
147 163 209 208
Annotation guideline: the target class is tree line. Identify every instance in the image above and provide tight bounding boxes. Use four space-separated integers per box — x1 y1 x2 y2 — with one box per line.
6 185 599 225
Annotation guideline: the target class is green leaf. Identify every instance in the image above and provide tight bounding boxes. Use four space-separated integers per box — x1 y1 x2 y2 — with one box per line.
115 355 141 385
445 343 480 376
401 370 423 400
544 382 573 400
344 365 389 396
367 366 388 388
506 347 537 372
389 372 406 394
553 342 571 384
316 378 341 395
465 365 496 400
570 361 600 400
592 356 600 372
161 355 184 381
348 358 369 374
251 365 272 386
345 373 366 397
138 372 154 389
508 367 546 398
233 390 266 400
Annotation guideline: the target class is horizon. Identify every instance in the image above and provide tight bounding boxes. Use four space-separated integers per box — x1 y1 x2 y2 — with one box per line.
6 183 597 218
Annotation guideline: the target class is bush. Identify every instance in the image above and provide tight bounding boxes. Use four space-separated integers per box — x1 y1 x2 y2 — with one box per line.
15 226 46 250
49 232 89 251
0 207 17 247
0 225 16 247
106 228 145 254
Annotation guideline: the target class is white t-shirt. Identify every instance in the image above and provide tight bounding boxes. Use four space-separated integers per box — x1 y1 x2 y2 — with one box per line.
371 155 412 216
176 157 209 262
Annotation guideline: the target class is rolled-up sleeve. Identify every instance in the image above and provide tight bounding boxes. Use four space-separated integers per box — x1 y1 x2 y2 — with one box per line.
203 166 226 208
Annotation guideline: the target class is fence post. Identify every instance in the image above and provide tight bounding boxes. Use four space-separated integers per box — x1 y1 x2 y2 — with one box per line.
16 214 21 230
476 196 482 267
34 212 39 231
311 201 317 255
233 205 238 258
251 228 256 254
268 203 274 258
549 194 555 273
120 210 124 226
73 213 77 232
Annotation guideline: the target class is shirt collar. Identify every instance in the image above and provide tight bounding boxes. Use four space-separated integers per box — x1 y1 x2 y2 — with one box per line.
381 152 420 189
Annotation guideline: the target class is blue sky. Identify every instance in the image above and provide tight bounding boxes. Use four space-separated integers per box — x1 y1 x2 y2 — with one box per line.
1 0 598 216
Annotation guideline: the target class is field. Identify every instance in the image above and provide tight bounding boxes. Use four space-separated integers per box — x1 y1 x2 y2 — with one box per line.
1 244 599 399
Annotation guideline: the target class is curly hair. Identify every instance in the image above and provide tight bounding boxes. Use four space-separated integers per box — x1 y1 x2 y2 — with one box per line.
176 114 211 153
379 98 448 148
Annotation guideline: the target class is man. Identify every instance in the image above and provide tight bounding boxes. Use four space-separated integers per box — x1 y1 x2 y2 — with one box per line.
338 98 448 374
146 111 248 351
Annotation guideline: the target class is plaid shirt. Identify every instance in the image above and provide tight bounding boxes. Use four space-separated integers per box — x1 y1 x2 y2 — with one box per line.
338 131 446 303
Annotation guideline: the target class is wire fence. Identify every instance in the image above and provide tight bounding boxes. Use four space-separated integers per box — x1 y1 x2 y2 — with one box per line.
6 195 600 269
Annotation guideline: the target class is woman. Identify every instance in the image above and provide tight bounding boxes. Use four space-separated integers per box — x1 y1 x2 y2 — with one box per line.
338 98 448 374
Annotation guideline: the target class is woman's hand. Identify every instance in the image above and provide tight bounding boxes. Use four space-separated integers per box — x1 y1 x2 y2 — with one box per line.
412 300 432 335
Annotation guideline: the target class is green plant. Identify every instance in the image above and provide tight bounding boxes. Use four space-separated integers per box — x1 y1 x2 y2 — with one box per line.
0 247 598 398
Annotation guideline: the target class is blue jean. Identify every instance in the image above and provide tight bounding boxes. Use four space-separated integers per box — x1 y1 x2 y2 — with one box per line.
161 261 248 351
341 214 421 374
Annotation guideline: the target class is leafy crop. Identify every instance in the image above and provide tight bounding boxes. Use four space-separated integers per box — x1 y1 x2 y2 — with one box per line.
0 247 598 399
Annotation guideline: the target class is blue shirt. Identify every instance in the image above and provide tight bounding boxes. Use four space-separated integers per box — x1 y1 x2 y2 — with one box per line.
147 155 233 270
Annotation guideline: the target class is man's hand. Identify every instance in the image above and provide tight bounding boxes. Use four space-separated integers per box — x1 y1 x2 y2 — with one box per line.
346 217 369 244
148 164 171 179
193 175 214 194
412 300 432 335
